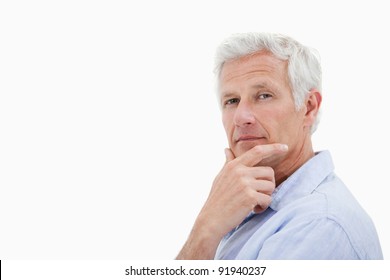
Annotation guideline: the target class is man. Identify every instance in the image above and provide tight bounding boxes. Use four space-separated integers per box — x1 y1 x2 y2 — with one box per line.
176 32 383 259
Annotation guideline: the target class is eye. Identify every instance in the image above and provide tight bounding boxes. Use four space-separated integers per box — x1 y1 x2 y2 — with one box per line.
258 93 273 100
224 98 240 106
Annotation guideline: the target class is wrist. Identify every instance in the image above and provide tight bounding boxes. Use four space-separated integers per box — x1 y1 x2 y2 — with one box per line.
176 216 224 260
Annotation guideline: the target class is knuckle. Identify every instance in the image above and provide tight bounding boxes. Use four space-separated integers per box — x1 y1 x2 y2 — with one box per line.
246 192 258 206
234 165 248 178
263 181 275 194
269 180 276 190
263 195 272 207
261 166 275 182
224 160 236 171
259 194 271 205
253 145 264 154
238 177 251 189
235 166 245 177
265 166 274 176
242 187 253 198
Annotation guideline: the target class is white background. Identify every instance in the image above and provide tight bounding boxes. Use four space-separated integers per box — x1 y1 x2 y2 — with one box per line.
1 0 389 259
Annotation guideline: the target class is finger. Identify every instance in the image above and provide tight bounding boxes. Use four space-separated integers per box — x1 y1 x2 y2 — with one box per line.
253 193 272 213
251 180 275 195
238 143 288 167
248 166 275 183
224 148 235 163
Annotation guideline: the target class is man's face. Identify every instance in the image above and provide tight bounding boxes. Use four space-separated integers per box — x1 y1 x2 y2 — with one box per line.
220 51 308 166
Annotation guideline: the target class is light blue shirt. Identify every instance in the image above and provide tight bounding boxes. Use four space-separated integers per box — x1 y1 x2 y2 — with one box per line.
215 151 383 259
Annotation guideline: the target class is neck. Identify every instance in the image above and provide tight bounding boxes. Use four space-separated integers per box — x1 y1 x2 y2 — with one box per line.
274 137 314 186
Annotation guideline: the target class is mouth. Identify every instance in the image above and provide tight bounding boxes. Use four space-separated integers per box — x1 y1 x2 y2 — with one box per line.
235 136 266 143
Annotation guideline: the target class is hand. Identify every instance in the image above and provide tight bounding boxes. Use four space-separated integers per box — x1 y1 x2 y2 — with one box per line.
197 143 288 241
176 143 288 259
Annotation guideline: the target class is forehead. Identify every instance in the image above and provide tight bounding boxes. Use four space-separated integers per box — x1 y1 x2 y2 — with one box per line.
219 51 289 91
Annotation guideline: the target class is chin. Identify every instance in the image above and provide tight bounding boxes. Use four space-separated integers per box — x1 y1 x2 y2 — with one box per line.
233 140 267 156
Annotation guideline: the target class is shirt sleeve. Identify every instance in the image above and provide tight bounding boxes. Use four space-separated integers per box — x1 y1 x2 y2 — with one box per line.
256 217 359 259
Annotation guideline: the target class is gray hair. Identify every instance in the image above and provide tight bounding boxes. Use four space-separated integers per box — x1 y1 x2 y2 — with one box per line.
214 32 322 133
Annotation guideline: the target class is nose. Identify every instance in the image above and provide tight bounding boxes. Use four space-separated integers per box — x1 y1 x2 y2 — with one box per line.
233 101 256 127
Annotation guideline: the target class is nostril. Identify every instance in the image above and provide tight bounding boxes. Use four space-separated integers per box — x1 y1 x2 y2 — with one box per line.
234 108 256 127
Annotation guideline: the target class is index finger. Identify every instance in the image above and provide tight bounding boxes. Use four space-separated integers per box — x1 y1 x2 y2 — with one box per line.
237 143 288 167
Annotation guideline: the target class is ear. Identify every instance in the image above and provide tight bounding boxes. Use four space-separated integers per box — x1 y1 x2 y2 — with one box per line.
303 89 322 128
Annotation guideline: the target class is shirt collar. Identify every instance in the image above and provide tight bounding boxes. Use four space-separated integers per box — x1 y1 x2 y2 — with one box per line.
270 150 334 211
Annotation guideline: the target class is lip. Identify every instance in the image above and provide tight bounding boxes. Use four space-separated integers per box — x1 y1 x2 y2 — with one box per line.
235 135 265 143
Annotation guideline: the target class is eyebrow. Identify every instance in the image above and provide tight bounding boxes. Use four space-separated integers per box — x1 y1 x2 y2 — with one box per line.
220 92 237 99
251 82 274 90
221 83 273 98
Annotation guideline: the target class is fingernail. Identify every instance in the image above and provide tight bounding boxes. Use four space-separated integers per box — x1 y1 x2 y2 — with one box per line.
281 144 288 151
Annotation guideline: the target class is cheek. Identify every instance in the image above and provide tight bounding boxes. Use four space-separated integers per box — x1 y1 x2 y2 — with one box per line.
278 112 305 140
222 111 240 152
222 113 234 138
262 108 302 140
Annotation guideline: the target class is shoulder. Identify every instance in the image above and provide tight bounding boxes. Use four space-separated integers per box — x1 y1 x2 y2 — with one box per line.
275 172 382 259
258 216 359 259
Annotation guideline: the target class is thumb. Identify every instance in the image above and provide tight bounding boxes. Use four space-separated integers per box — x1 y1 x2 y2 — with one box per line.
224 148 235 163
